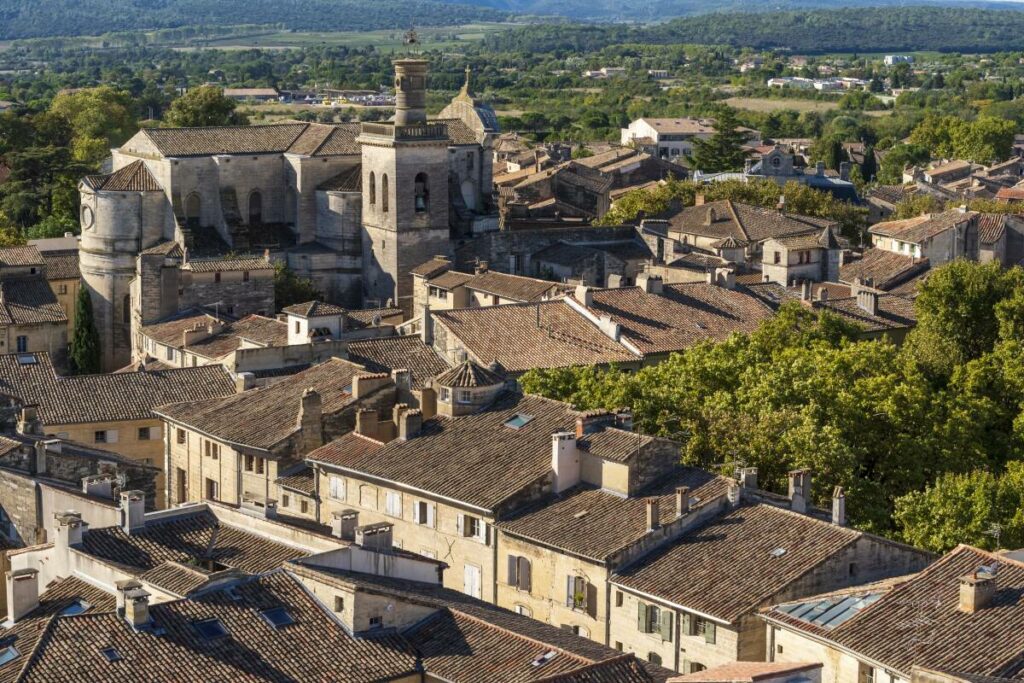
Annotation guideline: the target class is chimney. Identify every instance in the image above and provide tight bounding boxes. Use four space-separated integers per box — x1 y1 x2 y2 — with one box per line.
55 512 85 550
705 207 717 225
727 480 742 507
694 193 705 206
355 522 393 551
575 410 616 438
606 273 623 288
398 408 423 440
355 409 378 440
82 474 114 499
421 304 434 345
352 373 389 400
17 405 42 436
800 280 812 302
817 288 830 302
959 568 998 614
331 510 359 541
645 498 660 532
574 285 593 308
297 388 323 454
675 486 690 516
715 267 736 290
788 469 811 514
6 569 38 623
839 161 850 181
637 273 663 295
114 579 142 614
832 486 846 526
31 439 57 475
551 431 579 494
392 369 412 404
739 467 758 490
615 408 633 431
235 372 255 392
122 586 151 629
119 490 145 534
857 290 879 316
475 260 489 274
420 387 437 419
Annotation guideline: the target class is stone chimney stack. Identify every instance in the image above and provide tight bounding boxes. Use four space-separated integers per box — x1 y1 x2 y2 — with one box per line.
551 431 579 494
646 498 660 532
235 372 255 393
788 469 811 514
636 273 664 295
959 568 998 614
119 490 145 534
421 304 434 345
727 480 742 507
857 290 880 316
122 586 151 629
694 194 705 207
574 285 593 308
675 486 690 516
82 474 114 499
739 467 758 490
801 280 812 302
114 579 142 614
16 405 42 436
398 408 423 440
355 409 378 440
297 388 323 454
31 439 58 475
393 58 428 126
5 568 39 623
331 510 359 541
832 486 846 526
355 522 394 552
56 512 86 551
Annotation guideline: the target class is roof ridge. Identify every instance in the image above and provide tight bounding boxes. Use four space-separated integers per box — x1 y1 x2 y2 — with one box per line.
531 652 641 682
440 607 593 667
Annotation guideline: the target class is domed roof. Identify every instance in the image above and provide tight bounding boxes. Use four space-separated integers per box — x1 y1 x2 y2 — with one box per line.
434 359 504 389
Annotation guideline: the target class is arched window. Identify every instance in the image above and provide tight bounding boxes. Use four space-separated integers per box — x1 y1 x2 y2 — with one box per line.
382 174 389 213
414 172 429 213
122 294 131 325
248 190 262 225
368 172 376 206
185 193 201 229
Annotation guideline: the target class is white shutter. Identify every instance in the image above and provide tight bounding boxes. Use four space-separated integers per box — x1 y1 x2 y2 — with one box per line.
456 513 464 536
107 430 119 444
478 521 489 545
566 576 574 606
426 503 435 529
412 501 421 524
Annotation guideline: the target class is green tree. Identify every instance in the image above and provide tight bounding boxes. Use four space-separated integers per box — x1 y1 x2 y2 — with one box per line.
273 263 322 311
689 107 748 173
860 144 878 182
69 287 101 375
812 136 846 170
877 144 930 184
165 86 249 127
49 86 138 164
26 215 78 240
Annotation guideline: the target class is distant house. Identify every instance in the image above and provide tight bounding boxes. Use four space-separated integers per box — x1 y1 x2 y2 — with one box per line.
222 87 280 103
884 54 914 65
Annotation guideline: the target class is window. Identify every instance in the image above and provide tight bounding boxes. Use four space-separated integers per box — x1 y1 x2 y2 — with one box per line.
648 653 662 666
507 555 532 592
205 478 219 500
281 494 290 507
849 562 858 577
99 647 120 663
429 286 448 300
504 414 534 430
460 514 485 541
381 174 389 213
243 271 249 282
566 576 596 617
414 172 429 213
691 616 716 644
456 389 472 404
244 455 254 472
15 336 26 353
385 491 402 518
334 596 344 612
193 618 229 640
176 468 187 502
615 590 623 607
858 664 876 683
94 430 107 443
166 345 173 361
439 387 451 402
515 604 532 617
464 563 482 599
204 440 219 460
369 172 376 205
329 476 345 500
637 602 672 641
413 500 435 527
260 607 294 629
137 427 151 441
300 499 309 514
255 458 264 475
214 272 221 283
176 429 186 445
773 251 781 265
58 284 67 295
368 615 383 629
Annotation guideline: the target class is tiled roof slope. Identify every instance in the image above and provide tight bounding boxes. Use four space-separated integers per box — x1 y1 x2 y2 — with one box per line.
82 160 161 192
0 276 66 325
40 250 79 280
281 300 347 317
500 468 730 561
434 359 504 388
869 210 975 244
433 301 637 373
309 392 599 511
614 503 864 623
346 335 449 390
142 311 285 360
668 200 835 244
819 294 918 332
462 270 560 302
764 545 1024 678
0 246 43 268
137 560 218 597
18 572 418 683
839 248 929 291
0 353 235 425
155 358 368 452
182 255 270 273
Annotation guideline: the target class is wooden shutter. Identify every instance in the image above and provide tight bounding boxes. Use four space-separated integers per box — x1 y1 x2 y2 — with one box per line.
586 582 598 619
659 609 673 642
680 612 691 636
566 576 575 607
426 503 435 528
518 557 531 592
507 555 519 586
456 513 464 536
637 602 649 633
704 620 717 644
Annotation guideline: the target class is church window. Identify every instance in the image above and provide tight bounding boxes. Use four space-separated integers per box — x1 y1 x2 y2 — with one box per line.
122 295 130 325
248 191 263 225
414 173 429 213
369 172 376 205
382 175 389 213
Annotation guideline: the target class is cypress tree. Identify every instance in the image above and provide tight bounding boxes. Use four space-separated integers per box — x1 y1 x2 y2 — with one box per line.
70 286 101 374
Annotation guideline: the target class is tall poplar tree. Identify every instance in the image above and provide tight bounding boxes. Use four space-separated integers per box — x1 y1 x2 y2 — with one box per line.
70 287 101 374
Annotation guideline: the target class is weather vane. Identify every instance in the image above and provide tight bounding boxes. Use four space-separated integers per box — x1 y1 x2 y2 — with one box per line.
404 27 419 46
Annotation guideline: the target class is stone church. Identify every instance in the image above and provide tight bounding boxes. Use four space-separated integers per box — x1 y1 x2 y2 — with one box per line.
77 60 498 370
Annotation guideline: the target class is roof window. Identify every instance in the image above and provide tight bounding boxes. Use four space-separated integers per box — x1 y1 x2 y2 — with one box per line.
532 650 559 667
260 607 295 629
16 354 36 365
0 647 17 667
100 647 121 663
59 599 90 617
193 618 229 640
769 547 787 558
504 414 534 430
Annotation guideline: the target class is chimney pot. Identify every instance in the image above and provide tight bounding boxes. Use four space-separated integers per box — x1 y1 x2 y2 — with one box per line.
119 490 145 534
959 569 998 614
355 522 394 551
122 587 151 629
5 569 39 623
727 480 742 507
399 408 423 440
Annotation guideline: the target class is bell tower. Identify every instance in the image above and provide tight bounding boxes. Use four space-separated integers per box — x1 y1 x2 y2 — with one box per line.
358 57 451 315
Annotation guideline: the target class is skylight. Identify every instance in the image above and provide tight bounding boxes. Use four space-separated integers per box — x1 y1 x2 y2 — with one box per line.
15 354 36 366
769 547 787 558
0 647 18 667
100 648 120 663
192 618 229 640
776 592 883 629
260 607 295 629
504 413 534 430
59 600 90 617
531 650 558 667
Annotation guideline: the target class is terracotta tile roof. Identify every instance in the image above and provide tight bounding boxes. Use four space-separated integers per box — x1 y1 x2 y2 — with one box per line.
839 249 930 291
463 271 560 302
18 572 419 683
978 213 1009 244
869 210 975 244
429 270 475 290
155 358 369 452
0 352 236 426
0 576 116 683
0 276 66 325
668 201 835 244
433 301 638 374
287 122 361 156
668 661 822 683
0 246 43 268
614 503 865 623
142 311 286 359
769 227 843 250
40 250 79 280
275 462 315 495
639 118 716 135
82 160 161 192
79 508 308 574
182 255 270 273
436 118 479 146
346 307 403 328
583 283 774 356
317 164 362 192
281 300 347 317
308 392 628 511
346 335 449 390
138 124 309 157
500 468 729 561
926 159 973 179
995 186 1024 201
869 184 917 206
140 241 183 256
764 545 1024 677
434 359 504 388
818 294 918 332
137 561 216 597
411 257 453 278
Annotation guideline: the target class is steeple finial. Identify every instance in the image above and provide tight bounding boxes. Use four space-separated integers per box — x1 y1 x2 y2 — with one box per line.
463 65 472 93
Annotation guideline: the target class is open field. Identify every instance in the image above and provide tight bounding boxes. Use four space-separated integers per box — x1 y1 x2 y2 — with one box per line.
724 96 890 117
189 23 514 51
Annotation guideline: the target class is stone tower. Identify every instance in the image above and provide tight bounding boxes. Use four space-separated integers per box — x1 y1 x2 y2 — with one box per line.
358 59 451 314
78 161 165 371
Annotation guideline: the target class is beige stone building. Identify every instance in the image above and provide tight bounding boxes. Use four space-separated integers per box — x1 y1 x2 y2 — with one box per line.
38 248 80 337
0 246 69 371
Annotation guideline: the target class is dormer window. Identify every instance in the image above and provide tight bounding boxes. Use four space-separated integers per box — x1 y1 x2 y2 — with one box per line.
439 387 451 402
0 646 18 667
456 389 472 404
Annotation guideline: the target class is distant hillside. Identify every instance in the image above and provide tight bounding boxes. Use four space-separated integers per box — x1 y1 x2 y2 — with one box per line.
0 0 508 40
484 6 1024 54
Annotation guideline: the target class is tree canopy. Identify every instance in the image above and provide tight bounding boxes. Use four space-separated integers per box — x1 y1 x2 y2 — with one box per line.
165 86 249 128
